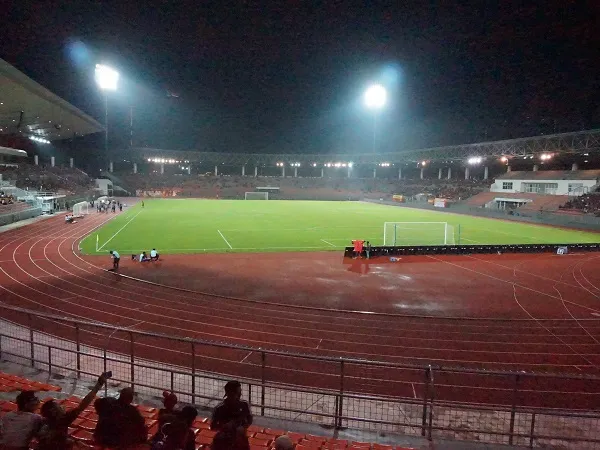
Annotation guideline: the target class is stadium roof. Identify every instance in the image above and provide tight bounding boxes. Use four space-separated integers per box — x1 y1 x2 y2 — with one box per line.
133 128 600 165
0 58 103 141
0 146 28 157
496 170 600 181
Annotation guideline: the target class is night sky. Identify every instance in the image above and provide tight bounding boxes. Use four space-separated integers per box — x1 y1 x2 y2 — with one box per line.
1 1 599 155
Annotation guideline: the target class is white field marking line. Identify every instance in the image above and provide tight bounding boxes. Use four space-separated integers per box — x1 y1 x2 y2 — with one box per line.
105 246 344 252
511 284 598 369
98 210 143 251
240 351 253 363
426 255 568 303
460 238 484 243
217 229 233 249
320 239 337 247
465 255 598 294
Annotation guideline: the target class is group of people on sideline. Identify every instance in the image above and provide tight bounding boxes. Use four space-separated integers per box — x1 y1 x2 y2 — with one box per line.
0 376 294 450
132 249 160 263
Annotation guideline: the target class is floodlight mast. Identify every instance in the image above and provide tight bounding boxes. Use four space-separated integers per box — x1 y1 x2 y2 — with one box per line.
95 64 119 156
364 84 387 153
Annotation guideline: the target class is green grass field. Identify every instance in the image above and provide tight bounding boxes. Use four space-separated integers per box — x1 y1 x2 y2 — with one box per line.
79 199 600 255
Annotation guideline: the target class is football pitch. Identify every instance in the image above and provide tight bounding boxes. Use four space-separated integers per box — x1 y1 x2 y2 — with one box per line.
79 199 600 255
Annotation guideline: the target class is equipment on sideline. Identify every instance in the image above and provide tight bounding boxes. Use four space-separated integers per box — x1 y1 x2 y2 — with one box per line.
245 192 269 200
383 222 455 246
557 246 568 255
72 201 89 215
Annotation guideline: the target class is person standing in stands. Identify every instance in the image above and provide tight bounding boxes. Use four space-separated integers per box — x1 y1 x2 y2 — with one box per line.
109 250 120 271
0 390 43 450
211 381 252 433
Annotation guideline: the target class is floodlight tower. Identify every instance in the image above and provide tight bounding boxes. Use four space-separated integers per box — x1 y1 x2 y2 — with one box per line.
95 64 119 154
364 84 387 153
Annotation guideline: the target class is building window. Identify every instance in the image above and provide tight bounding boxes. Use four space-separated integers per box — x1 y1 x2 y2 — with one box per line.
502 182 513 190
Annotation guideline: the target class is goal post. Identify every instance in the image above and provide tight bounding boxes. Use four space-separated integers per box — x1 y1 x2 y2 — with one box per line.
383 222 455 246
72 201 89 215
245 192 269 200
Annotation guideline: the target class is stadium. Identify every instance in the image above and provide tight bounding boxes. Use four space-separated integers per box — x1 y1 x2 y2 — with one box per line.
1 36 600 450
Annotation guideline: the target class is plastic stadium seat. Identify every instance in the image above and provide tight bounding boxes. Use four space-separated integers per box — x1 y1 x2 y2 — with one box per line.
285 432 306 442
264 428 285 437
247 424 265 434
253 432 273 441
71 429 95 443
249 436 272 447
196 429 217 446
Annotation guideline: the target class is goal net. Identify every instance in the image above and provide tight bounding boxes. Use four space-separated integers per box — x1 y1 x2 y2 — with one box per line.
72 201 89 216
245 192 268 200
383 222 455 246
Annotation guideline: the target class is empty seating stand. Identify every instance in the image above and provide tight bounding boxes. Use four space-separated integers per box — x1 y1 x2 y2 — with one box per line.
0 372 413 450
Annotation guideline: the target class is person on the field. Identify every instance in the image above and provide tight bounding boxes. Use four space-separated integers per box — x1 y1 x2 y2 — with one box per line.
150 248 159 261
139 251 150 262
365 241 372 259
109 250 120 271
351 239 364 259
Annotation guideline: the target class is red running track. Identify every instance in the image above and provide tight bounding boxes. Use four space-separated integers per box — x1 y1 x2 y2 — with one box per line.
1 212 600 410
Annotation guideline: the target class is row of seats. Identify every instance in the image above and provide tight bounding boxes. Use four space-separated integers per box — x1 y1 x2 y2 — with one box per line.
0 397 414 450
0 373 61 392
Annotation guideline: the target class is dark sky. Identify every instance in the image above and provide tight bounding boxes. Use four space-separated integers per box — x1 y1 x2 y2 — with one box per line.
1 1 599 154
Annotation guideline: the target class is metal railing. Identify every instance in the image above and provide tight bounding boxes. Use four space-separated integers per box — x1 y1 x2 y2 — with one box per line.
0 305 599 448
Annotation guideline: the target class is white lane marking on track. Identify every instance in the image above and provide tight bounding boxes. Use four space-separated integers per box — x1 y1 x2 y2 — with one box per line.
412 383 417 399
240 351 253 362
98 210 143 251
217 230 233 249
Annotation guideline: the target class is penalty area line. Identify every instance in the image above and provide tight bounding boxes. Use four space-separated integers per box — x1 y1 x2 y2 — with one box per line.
98 210 143 252
320 239 337 247
217 229 233 249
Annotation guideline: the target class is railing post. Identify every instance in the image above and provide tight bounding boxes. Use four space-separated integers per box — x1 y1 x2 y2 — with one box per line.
103 348 108 396
427 365 434 441
191 343 196 405
129 332 135 389
509 374 520 445
260 350 266 416
75 323 81 378
47 346 52 373
28 314 34 367
421 367 430 436
337 359 345 429
529 412 536 448
170 371 174 394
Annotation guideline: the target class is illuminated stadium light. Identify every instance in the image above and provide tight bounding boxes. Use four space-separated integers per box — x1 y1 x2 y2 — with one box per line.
29 136 50 144
539 153 553 161
95 64 119 91
348 162 353 168
364 84 387 110
312 163 317 167
467 157 482 165
500 156 508 163
421 161 427 166
341 163 347 167
379 162 390 167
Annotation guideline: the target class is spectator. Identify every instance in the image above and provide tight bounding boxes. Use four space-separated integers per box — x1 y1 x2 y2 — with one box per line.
37 373 107 450
274 435 294 450
93 387 147 449
151 405 197 450
210 381 252 432
0 390 43 450
150 391 178 445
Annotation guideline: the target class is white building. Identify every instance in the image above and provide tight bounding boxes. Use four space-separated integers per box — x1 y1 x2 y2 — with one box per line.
491 170 600 196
